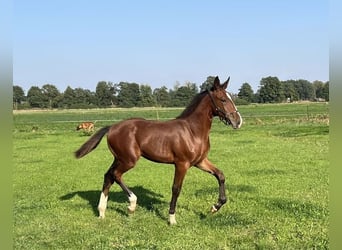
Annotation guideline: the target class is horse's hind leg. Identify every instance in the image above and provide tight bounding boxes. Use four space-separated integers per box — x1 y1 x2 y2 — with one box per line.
98 159 137 218
98 160 116 218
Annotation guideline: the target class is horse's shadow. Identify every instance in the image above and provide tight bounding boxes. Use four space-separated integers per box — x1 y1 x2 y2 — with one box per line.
59 185 168 220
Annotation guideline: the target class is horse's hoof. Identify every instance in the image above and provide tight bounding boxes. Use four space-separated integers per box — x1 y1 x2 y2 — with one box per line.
169 214 177 225
211 205 218 213
127 207 135 214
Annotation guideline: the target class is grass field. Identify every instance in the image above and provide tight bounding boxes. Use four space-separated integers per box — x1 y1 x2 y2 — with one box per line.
13 103 329 249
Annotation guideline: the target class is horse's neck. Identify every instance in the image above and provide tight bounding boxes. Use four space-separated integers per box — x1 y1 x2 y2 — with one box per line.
183 96 214 136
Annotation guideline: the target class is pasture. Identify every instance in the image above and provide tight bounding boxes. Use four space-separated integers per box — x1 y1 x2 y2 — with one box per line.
13 103 329 249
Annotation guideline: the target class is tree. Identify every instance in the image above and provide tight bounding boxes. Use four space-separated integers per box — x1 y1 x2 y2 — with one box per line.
41 84 61 108
13 85 25 109
293 79 315 101
117 82 141 108
237 83 254 103
258 76 285 103
61 86 76 108
322 82 329 101
312 80 326 100
27 86 45 108
95 81 117 107
282 80 299 101
170 82 198 107
74 88 97 108
153 86 170 107
139 85 154 107
199 76 216 92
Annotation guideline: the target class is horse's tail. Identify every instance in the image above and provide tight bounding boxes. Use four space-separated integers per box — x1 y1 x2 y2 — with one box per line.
75 126 111 159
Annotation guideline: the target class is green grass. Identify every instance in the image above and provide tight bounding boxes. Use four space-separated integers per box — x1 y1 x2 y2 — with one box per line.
13 103 329 249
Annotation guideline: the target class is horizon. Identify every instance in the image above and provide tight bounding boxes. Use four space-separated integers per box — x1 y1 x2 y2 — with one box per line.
14 75 328 96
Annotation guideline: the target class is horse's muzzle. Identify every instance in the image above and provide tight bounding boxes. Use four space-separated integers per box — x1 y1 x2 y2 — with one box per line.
228 111 242 129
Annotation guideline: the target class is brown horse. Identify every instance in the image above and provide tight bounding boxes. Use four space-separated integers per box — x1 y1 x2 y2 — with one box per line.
75 76 242 224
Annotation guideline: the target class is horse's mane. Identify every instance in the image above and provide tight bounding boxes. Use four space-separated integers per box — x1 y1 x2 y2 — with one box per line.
176 90 208 119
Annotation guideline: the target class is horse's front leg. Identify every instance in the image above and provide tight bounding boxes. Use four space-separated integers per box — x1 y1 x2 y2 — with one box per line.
196 158 227 213
169 162 190 225
211 169 227 213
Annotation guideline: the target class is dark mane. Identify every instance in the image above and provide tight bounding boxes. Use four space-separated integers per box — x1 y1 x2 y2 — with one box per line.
176 90 208 119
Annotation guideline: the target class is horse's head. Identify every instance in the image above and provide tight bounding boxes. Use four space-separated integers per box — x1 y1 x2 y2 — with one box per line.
208 76 242 129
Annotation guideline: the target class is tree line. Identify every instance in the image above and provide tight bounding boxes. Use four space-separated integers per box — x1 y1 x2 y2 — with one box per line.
13 76 329 109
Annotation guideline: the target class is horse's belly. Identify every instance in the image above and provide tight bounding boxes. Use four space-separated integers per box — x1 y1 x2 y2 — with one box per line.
140 142 175 164
140 138 206 165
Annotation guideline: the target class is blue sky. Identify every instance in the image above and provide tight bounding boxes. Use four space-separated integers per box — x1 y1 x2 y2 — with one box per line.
13 0 328 94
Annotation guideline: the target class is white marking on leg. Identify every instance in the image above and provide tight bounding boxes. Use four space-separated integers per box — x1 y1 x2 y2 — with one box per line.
169 213 177 225
127 193 137 213
98 192 108 218
211 205 218 213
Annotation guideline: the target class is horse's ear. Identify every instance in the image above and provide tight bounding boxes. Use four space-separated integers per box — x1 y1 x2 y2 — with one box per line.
222 77 230 90
213 76 220 90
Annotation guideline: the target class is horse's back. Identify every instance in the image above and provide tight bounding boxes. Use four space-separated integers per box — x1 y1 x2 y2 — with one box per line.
107 118 204 164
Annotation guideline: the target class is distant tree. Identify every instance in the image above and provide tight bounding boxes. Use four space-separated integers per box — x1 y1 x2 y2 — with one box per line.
170 82 198 107
117 82 141 107
153 86 170 107
41 84 61 108
199 76 216 92
282 80 300 101
293 79 315 101
322 82 329 101
185 81 198 95
237 83 254 103
27 86 45 108
74 88 97 108
312 80 325 100
61 86 76 108
139 85 154 107
258 76 285 103
95 81 117 107
13 85 25 109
